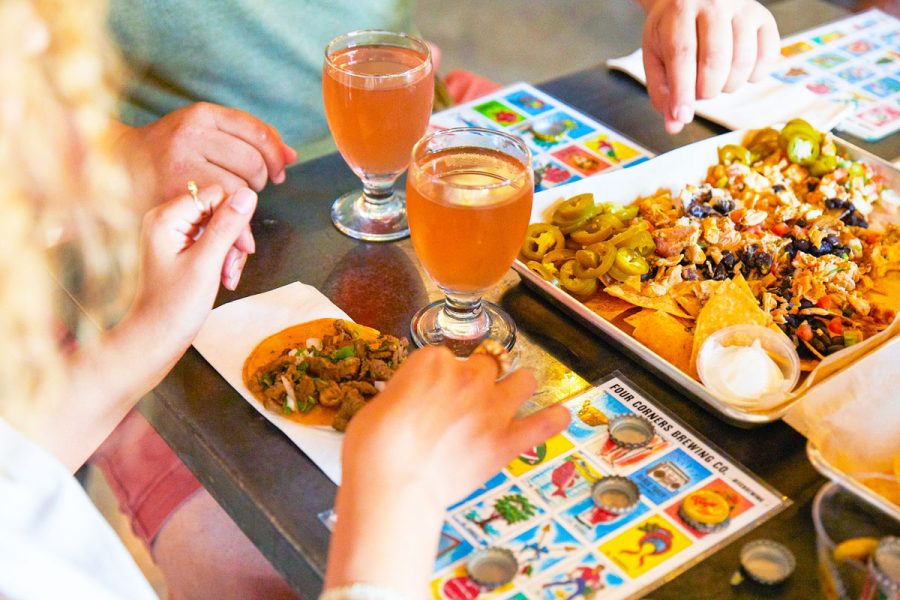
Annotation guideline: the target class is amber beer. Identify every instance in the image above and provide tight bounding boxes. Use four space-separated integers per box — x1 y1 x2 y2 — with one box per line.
407 146 533 293
323 44 433 176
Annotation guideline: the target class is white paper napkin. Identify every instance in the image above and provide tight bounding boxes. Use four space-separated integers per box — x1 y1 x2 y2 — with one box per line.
607 50 850 132
192 282 351 484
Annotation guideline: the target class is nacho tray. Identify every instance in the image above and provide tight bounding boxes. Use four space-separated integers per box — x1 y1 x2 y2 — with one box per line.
513 131 900 426
807 442 900 523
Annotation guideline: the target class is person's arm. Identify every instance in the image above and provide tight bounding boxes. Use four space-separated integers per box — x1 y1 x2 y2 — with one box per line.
111 103 297 209
26 185 258 472
324 347 570 597
635 0 780 134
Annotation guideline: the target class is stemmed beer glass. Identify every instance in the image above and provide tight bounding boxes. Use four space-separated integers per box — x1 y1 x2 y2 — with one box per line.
407 128 534 355
323 30 434 241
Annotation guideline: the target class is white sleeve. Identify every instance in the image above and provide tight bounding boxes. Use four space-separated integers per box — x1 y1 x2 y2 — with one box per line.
0 419 158 600
319 583 413 600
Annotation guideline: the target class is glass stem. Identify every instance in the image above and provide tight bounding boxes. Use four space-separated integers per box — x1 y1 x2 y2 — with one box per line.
362 176 396 206
443 294 484 324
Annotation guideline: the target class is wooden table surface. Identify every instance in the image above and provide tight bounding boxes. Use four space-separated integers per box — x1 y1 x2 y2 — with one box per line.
141 0 898 597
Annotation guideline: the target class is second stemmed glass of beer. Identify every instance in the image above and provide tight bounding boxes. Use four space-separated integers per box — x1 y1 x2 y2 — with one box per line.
407 127 533 355
323 30 434 242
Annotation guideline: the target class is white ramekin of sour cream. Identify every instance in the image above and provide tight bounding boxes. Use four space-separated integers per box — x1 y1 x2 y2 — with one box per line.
697 324 801 411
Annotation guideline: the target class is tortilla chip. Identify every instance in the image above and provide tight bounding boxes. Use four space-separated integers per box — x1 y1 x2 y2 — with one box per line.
242 318 380 426
632 310 693 374
604 284 692 319
583 291 638 321
866 271 900 312
859 476 900 508
689 278 774 377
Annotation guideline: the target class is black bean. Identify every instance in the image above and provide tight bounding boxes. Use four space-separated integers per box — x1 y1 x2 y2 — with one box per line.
826 344 844 354
721 251 736 270
796 218 808 227
829 336 843 345
810 338 826 353
713 197 735 214
824 197 845 209
800 299 814 309
807 181 818 192
795 239 811 253
772 184 786 193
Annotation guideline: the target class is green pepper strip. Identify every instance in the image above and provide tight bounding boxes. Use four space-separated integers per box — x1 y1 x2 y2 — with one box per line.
573 243 616 279
612 247 650 276
521 223 565 261
620 230 655 256
552 193 595 227
808 154 837 178
541 248 576 268
601 202 639 222
786 132 820 166
608 221 651 248
558 260 599 297
570 214 619 245
717 144 752 166
745 128 779 161
526 261 558 283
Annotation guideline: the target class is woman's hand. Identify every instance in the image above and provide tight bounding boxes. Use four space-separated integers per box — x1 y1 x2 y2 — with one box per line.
128 185 258 356
44 186 258 470
112 103 296 207
326 347 570 597
638 0 780 134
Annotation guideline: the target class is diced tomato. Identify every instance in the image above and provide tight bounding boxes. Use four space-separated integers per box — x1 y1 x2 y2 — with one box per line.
730 209 745 225
832 168 847 182
771 222 790 236
816 296 833 310
744 224 763 235
827 316 844 335
797 322 813 342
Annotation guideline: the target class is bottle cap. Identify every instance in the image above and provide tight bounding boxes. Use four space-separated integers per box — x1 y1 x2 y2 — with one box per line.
607 414 655 449
531 118 568 142
739 540 796 585
871 536 900 595
466 547 518 589
591 476 640 515
679 490 732 533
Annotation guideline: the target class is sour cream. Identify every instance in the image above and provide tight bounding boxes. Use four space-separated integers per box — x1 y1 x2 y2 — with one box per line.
703 340 785 400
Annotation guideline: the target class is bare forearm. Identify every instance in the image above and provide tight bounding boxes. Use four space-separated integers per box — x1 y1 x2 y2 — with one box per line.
325 479 445 599
39 311 186 471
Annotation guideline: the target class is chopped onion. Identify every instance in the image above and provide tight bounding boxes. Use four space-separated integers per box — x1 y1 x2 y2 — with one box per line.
281 374 298 412
373 381 386 392
306 337 322 350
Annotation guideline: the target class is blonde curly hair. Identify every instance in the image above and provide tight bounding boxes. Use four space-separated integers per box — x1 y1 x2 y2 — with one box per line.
0 0 137 427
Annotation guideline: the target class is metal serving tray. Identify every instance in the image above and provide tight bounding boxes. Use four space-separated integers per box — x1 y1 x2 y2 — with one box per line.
513 130 900 426
807 442 900 523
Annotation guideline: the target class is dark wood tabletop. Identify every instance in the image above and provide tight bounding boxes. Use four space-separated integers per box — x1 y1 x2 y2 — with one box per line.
141 1 898 597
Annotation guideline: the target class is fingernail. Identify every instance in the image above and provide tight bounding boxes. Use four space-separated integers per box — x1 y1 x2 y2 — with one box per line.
229 188 256 214
273 170 286 184
284 146 297 162
674 105 694 124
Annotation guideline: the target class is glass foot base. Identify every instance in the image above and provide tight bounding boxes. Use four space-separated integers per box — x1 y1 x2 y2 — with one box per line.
331 189 409 242
410 299 516 357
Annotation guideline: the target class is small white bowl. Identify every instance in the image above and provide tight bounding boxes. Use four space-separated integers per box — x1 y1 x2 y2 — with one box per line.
697 324 800 410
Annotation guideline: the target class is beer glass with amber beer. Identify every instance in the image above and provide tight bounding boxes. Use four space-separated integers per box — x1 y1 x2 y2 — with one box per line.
407 128 533 354
323 30 433 241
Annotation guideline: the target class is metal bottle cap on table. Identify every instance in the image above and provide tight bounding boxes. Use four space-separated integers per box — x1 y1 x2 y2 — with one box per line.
871 536 900 596
591 476 640 515
679 489 732 533
531 118 568 142
739 539 796 585
466 547 518 589
607 414 655 449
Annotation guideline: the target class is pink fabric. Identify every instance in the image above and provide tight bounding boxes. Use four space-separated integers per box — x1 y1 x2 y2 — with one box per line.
445 69 502 104
90 409 202 550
